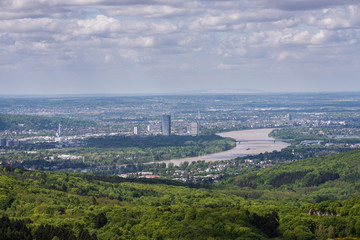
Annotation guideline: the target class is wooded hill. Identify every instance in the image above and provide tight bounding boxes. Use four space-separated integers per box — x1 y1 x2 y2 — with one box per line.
2 150 360 239
222 149 360 239
234 149 360 201
0 166 278 239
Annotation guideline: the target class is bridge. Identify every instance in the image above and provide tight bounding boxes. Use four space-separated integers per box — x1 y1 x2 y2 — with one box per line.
235 139 289 143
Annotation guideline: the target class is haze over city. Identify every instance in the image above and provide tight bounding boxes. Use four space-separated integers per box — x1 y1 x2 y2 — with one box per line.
0 0 360 95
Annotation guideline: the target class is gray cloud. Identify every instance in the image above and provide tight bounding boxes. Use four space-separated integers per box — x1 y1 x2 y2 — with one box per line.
0 0 359 94
255 0 358 11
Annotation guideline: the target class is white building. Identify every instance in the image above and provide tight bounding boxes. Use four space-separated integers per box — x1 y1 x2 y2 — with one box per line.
190 122 199 136
134 126 140 135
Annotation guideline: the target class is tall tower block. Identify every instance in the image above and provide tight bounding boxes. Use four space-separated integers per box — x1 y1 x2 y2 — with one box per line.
56 123 61 137
134 126 140 135
190 122 199 136
161 115 171 136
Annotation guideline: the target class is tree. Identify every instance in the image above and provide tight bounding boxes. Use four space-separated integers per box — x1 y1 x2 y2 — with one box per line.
94 213 108 229
252 211 279 238
78 229 97 240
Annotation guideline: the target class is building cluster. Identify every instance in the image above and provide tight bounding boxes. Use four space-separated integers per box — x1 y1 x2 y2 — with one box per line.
132 114 200 137
160 115 199 136
300 140 324 146
119 171 160 179
0 138 19 147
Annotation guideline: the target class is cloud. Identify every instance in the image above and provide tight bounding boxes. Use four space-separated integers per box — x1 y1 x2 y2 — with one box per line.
308 5 360 30
101 5 193 18
0 0 360 94
255 0 358 11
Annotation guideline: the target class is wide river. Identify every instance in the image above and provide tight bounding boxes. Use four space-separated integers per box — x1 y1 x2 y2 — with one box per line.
154 128 290 166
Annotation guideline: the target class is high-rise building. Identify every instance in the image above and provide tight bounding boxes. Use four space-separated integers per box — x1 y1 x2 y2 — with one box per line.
288 113 293 121
161 115 171 136
6 139 14 147
56 123 61 137
0 138 6 147
190 122 199 136
134 126 140 135
197 110 201 120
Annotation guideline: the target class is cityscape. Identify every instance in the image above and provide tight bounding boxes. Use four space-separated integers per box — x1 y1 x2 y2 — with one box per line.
1 93 360 240
1 0 360 239
1 93 360 182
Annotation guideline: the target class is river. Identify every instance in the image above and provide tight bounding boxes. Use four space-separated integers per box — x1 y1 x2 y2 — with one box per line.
154 128 290 166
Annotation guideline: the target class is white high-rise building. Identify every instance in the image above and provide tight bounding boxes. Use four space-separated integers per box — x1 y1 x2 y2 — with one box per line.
190 122 199 136
147 125 154 131
134 126 140 135
56 123 61 137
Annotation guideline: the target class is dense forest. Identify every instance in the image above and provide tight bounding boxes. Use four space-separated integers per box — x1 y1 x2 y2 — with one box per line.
233 149 360 197
2 150 360 239
0 166 277 239
224 149 360 239
269 127 360 145
0 135 236 168
86 134 230 148
83 135 236 164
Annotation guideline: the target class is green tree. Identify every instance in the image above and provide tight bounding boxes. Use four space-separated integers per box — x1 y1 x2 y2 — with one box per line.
94 213 107 229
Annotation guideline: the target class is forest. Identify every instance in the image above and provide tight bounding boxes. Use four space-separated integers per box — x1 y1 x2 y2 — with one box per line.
0 135 236 168
84 135 236 163
86 134 230 148
2 149 360 239
0 166 277 239
269 127 360 145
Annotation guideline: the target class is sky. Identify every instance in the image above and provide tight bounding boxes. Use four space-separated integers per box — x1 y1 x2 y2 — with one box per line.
0 0 360 95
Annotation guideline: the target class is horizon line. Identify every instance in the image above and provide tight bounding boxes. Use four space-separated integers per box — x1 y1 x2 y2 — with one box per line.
0 90 360 98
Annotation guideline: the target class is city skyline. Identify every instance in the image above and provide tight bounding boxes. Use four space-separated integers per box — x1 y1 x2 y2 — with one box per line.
0 1 359 95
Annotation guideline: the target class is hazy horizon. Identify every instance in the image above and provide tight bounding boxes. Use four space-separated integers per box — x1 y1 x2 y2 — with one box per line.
1 90 360 98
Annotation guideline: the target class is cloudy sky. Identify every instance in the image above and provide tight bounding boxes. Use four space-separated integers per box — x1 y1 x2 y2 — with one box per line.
0 0 359 95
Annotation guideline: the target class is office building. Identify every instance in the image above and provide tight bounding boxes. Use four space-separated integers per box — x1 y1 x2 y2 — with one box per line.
6 139 14 147
162 115 171 136
56 123 61 137
134 126 140 135
0 138 6 147
190 122 199 136
147 125 154 131
288 113 293 121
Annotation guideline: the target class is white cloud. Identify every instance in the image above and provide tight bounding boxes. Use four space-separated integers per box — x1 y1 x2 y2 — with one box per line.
0 0 360 94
